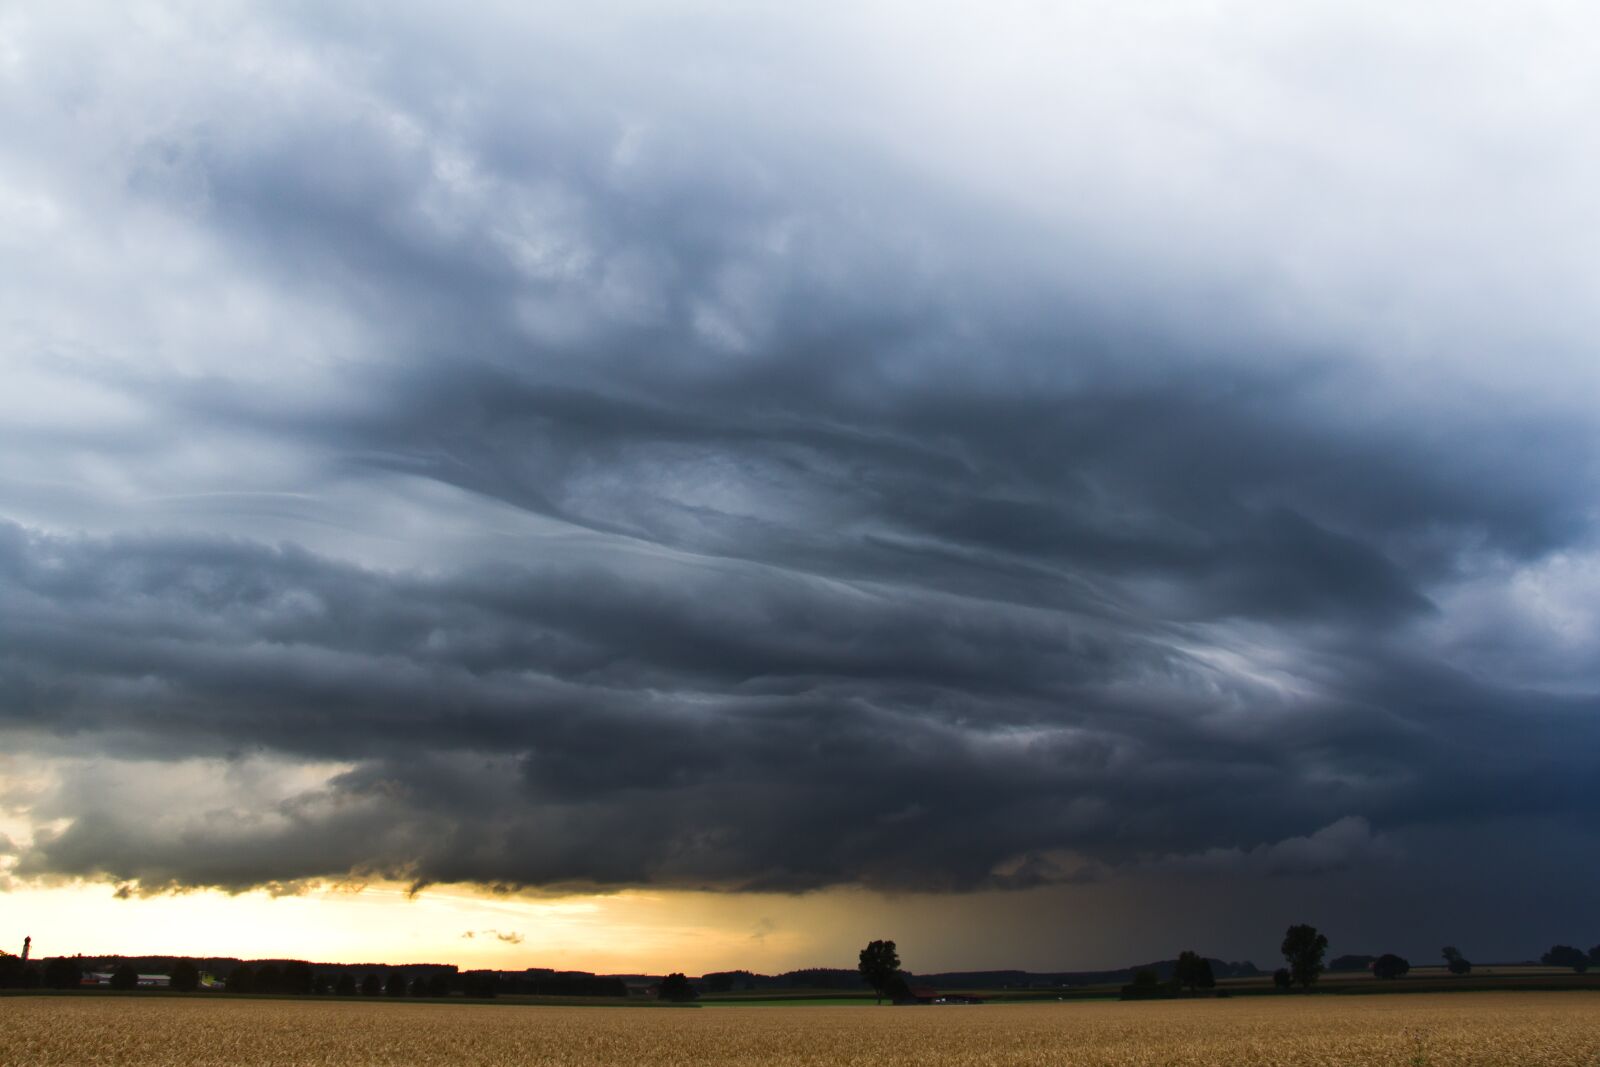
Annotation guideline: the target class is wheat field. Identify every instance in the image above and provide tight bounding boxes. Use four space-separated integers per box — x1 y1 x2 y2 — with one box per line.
5 992 1599 1066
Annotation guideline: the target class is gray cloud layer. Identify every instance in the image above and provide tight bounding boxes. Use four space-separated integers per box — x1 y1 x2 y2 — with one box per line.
2 3 1599 943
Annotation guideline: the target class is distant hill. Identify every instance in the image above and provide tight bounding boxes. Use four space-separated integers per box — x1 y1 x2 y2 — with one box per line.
697 959 1259 992
909 959 1261 990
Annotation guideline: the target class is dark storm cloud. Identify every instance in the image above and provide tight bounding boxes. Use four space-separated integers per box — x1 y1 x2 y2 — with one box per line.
5 485 1598 895
2 2 1599 918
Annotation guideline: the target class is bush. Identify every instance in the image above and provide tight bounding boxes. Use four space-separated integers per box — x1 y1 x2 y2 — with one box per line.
1542 946 1589 973
658 973 697 1002
1373 954 1410 979
109 963 140 991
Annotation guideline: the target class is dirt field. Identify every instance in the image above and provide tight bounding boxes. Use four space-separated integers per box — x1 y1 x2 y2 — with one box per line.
5 991 1600 1066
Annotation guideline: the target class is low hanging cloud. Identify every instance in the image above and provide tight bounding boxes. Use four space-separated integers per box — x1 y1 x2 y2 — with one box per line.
0 1 1598 950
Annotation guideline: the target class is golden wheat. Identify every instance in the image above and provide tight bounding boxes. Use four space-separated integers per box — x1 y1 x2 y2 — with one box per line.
5 992 1599 1066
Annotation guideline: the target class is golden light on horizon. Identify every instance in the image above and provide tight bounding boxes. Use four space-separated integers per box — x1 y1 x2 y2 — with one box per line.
0 880 827 974
0 876 1156 976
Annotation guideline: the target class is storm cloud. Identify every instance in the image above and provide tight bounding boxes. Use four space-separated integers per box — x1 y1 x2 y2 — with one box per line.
2 1 1599 948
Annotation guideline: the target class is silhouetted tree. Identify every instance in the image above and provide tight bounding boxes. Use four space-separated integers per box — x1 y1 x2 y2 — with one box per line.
255 963 283 994
1281 924 1328 990
1542 945 1589 973
227 964 254 993
1590 945 1600 969
0 950 26 989
44 957 82 990
1373 954 1409 979
110 962 140 991
360 973 382 997
335 973 357 996
280 960 313 995
858 939 901 1005
658 973 697 1002
169 960 200 992
427 972 450 998
385 970 408 997
1174 951 1215 993
462 971 497 998
1272 967 1292 990
1441 946 1471 975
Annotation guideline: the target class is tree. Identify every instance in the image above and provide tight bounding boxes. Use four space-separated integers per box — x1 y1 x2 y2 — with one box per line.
0 950 26 990
1174 951 1215 994
254 963 282 994
658 973 697 1002
858 939 902 1005
335 973 357 996
462 971 497 998
427 972 450 998
44 957 82 990
227 964 254 993
360 973 382 997
1281 924 1329 991
169 960 200 992
386 970 409 997
1541 945 1589 973
1441 946 1471 976
1590 945 1600 969
280 960 314 996
1373 954 1410 979
110 962 140 991
1272 968 1292 991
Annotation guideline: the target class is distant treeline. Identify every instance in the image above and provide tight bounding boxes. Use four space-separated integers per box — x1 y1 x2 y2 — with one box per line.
0 956 628 998
699 960 1261 993
4 954 1256 997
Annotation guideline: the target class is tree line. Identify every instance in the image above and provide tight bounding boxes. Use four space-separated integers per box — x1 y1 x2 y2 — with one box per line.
8 931 1600 1000
850 927 1600 1004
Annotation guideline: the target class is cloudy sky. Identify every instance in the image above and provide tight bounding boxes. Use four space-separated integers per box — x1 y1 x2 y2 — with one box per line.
3 1 1599 973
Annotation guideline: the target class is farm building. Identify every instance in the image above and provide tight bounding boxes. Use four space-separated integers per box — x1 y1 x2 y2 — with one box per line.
896 986 985 1005
81 972 172 988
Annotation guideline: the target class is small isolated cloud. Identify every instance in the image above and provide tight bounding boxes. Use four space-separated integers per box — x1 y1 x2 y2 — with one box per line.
462 929 524 945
